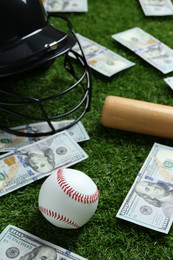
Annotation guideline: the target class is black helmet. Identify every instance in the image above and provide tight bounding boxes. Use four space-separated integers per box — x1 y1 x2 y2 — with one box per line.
0 0 92 137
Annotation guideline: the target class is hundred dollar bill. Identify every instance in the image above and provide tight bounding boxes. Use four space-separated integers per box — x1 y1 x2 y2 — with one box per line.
0 120 90 153
0 130 88 197
42 0 88 12
139 0 173 16
0 225 87 260
71 33 135 77
112 27 173 74
164 76 173 90
116 142 173 233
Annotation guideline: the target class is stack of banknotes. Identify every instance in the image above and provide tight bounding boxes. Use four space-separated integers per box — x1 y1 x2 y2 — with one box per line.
164 77 173 90
139 0 173 16
112 27 173 74
0 120 89 197
42 0 88 12
116 143 173 233
0 225 87 259
71 34 135 77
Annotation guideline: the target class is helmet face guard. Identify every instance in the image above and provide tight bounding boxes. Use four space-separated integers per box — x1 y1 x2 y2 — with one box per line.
0 0 92 137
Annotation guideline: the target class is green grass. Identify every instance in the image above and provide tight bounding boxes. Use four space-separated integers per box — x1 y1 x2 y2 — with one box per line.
2 1 173 259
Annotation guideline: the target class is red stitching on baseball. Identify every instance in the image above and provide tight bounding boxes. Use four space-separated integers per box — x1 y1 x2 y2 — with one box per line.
56 168 99 204
39 206 79 228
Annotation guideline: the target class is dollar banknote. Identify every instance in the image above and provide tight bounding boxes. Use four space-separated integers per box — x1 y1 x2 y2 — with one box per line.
112 27 173 74
42 0 88 12
0 225 87 260
164 76 173 90
0 130 88 197
71 33 135 77
0 120 90 153
139 0 173 16
116 142 173 233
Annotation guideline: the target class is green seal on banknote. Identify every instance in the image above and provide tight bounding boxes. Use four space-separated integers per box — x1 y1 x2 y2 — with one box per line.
0 172 6 181
0 138 12 144
163 160 173 169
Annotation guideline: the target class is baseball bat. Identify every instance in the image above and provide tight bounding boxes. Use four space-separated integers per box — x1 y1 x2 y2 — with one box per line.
101 96 173 139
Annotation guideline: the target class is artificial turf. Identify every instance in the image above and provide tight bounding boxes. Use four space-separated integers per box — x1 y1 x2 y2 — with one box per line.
2 1 173 259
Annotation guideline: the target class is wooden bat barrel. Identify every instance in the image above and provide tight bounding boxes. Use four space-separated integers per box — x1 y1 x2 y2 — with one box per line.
101 96 173 139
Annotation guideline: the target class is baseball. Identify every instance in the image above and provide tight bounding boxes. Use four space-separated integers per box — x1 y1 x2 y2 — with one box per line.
38 168 99 229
